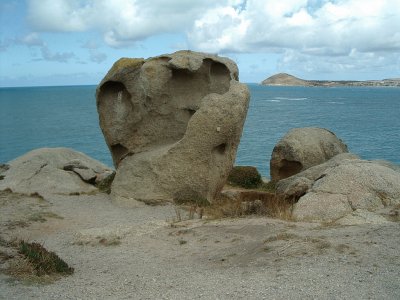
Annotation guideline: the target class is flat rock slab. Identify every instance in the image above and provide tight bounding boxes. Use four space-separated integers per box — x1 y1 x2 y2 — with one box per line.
0 148 113 196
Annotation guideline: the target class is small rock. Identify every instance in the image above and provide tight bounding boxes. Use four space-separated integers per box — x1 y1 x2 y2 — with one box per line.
72 168 97 183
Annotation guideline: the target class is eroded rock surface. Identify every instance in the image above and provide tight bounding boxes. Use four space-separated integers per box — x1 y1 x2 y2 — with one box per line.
0 148 113 196
96 51 250 205
270 127 348 181
277 155 400 222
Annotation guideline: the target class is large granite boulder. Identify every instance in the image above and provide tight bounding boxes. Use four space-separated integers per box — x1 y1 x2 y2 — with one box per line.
270 127 348 181
96 51 250 205
0 148 113 196
277 156 400 222
276 153 360 201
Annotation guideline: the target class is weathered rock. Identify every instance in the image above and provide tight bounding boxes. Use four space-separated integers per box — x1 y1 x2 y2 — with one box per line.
270 127 348 181
336 209 391 225
0 164 9 180
63 159 90 171
276 153 359 200
72 168 97 183
0 148 113 196
95 170 116 194
289 159 400 222
96 51 250 205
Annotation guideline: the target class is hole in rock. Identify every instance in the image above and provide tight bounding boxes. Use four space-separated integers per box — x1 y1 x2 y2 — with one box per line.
278 160 303 180
184 108 197 116
209 61 230 78
111 144 129 165
214 143 227 155
205 59 231 94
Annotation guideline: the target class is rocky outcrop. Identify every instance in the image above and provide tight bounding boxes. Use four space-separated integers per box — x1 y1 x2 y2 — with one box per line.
276 153 359 200
270 127 348 181
0 148 113 196
276 155 400 222
96 51 250 205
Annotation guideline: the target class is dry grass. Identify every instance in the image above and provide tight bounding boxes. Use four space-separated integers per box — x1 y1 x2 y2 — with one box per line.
171 188 294 222
18 241 74 276
203 192 294 220
387 204 400 222
28 212 64 223
263 232 299 243
4 240 74 283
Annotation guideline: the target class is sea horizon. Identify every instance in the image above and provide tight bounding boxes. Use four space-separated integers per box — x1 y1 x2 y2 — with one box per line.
1 84 399 177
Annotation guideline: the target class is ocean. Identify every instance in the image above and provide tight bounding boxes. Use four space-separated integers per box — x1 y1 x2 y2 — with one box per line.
0 84 399 177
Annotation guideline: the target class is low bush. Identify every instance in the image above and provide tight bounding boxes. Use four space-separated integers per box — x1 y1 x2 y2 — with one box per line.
227 166 262 189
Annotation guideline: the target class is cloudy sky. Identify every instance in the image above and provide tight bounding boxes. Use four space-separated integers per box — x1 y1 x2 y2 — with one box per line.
0 0 399 87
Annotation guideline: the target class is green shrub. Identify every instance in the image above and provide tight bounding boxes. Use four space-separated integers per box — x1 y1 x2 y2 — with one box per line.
227 166 262 189
19 241 74 276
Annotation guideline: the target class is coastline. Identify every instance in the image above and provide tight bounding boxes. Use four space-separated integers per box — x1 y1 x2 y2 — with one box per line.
261 73 400 87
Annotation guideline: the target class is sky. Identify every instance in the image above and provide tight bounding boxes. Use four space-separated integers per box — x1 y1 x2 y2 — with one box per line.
0 0 399 87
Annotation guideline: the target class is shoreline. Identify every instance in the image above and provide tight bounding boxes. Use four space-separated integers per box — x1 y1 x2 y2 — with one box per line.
261 73 400 87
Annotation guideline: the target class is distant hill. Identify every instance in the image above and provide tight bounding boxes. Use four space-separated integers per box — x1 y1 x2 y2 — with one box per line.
261 73 307 86
261 73 400 87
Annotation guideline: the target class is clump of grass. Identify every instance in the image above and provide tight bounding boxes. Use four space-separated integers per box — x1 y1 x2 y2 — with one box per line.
264 232 299 243
18 241 73 276
203 192 294 220
259 181 277 193
98 238 121 246
227 166 262 189
173 189 210 207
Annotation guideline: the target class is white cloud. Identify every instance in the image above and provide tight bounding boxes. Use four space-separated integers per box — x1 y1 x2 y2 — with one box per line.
89 50 107 63
18 32 45 47
188 0 400 55
39 46 76 63
27 0 400 54
27 0 228 47
26 0 400 76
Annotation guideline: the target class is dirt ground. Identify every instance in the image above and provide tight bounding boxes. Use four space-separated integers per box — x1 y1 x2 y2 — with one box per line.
0 190 399 299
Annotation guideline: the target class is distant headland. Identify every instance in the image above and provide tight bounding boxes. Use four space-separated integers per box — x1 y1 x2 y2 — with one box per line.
261 73 400 87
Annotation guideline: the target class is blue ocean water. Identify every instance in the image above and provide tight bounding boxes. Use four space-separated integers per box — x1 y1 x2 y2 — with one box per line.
1 84 399 177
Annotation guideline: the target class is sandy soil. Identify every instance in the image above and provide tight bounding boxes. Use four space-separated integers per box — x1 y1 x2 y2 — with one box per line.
1 190 399 299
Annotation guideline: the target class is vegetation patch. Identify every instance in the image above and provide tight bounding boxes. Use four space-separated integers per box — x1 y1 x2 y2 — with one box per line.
259 180 277 193
227 166 262 189
18 241 74 276
203 193 294 220
173 189 210 207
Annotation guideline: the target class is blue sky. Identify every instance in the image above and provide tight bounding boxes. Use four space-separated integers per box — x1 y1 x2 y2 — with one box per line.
0 0 399 87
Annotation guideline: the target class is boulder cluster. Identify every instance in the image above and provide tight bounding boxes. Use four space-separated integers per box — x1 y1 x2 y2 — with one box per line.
270 127 400 222
1 51 399 225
